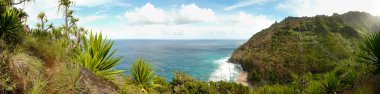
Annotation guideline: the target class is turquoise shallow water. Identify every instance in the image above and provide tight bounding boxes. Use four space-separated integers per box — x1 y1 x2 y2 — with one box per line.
112 40 245 82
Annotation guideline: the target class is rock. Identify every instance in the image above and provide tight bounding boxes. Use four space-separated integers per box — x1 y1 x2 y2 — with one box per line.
78 68 119 94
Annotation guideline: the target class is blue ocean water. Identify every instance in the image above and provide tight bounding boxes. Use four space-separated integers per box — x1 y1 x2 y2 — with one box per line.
113 40 245 82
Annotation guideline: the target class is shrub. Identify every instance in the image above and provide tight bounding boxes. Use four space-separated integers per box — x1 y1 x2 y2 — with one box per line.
170 72 215 94
153 76 170 93
251 84 298 94
78 32 123 78
322 72 342 93
209 81 249 94
0 7 24 47
171 71 196 86
359 31 380 74
130 58 155 93
304 81 323 94
170 72 249 94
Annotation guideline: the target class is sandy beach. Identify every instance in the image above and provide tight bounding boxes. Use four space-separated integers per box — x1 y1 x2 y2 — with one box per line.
236 71 249 87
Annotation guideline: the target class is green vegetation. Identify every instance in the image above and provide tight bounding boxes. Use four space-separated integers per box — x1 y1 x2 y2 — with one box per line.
0 0 248 93
360 31 380 74
0 7 23 47
322 72 342 93
170 71 249 94
230 12 380 93
1 0 380 93
130 58 155 93
78 32 124 78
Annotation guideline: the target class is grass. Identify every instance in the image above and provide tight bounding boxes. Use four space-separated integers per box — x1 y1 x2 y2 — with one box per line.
7 51 47 93
48 63 84 93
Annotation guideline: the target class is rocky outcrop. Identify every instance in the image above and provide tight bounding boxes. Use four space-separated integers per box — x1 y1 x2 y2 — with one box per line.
79 68 119 94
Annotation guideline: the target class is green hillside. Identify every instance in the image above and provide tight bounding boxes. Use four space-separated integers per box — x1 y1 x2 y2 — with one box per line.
230 11 380 85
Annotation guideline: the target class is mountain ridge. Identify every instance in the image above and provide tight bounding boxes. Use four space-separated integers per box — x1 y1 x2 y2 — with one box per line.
229 11 380 85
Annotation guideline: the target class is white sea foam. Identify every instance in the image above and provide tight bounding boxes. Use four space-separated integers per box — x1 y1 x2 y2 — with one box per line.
209 57 242 82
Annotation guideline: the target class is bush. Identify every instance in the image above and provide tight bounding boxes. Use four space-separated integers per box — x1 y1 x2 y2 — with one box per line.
130 58 155 93
78 32 123 78
170 72 214 94
251 84 298 94
0 8 24 47
304 81 323 94
171 71 196 86
359 31 380 74
322 72 342 93
153 76 170 93
209 81 249 94
170 71 249 94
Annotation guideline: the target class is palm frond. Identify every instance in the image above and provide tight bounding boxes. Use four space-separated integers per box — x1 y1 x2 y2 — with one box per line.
359 31 380 74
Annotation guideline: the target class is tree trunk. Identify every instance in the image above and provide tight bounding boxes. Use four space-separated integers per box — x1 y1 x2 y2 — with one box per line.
65 6 70 47
77 29 81 46
41 19 44 32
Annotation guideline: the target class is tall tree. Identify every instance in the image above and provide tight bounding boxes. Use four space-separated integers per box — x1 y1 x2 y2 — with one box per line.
72 26 87 47
37 12 46 31
58 0 73 46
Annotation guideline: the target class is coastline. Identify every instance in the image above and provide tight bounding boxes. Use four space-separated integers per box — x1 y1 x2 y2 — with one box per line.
236 71 249 86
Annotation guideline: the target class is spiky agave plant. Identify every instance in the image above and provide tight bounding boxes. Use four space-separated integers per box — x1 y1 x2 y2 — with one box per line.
360 31 380 74
130 58 155 93
78 32 124 78
0 7 23 46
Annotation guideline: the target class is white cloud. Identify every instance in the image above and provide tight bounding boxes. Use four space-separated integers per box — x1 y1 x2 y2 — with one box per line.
224 0 268 11
277 0 380 16
106 2 275 39
17 1 275 39
123 3 218 25
15 0 61 27
74 0 131 7
177 4 217 24
124 2 170 24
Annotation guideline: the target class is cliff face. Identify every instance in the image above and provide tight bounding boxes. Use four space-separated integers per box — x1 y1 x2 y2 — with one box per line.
229 11 380 84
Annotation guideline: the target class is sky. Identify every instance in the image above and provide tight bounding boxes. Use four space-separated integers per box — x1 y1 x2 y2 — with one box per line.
15 0 380 39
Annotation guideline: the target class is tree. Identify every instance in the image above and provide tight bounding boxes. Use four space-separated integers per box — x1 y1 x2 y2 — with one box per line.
37 12 46 31
58 0 73 46
360 31 380 74
72 26 87 47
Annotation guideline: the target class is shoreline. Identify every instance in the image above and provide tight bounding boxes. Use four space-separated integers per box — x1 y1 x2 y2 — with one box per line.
236 71 249 86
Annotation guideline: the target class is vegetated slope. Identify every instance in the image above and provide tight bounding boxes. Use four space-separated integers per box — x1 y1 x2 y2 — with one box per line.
337 11 380 34
229 11 380 85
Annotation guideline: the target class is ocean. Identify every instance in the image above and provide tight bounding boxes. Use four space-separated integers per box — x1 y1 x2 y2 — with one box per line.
112 39 246 82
